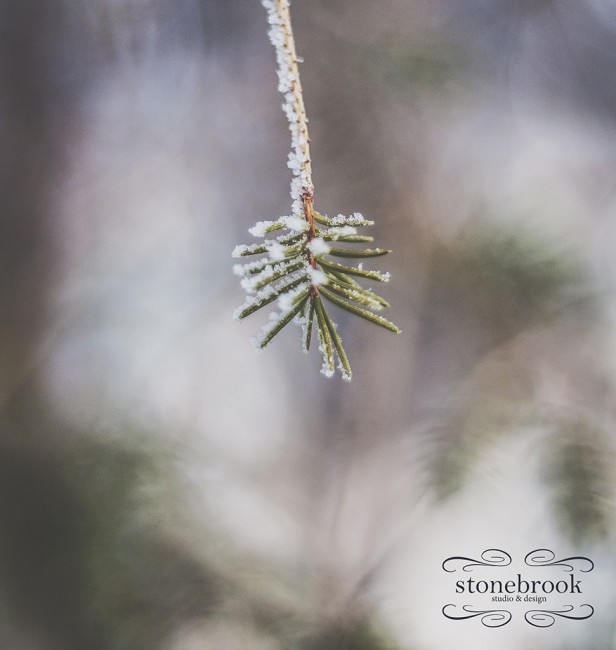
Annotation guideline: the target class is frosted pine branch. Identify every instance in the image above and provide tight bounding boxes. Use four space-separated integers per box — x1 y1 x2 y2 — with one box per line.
232 0 400 380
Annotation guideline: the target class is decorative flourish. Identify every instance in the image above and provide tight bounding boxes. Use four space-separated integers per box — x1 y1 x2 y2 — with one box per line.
442 549 512 573
524 605 594 628
442 605 512 628
524 549 594 573
233 0 399 380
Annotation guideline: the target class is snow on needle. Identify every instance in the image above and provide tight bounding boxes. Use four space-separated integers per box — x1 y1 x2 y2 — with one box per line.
232 0 399 380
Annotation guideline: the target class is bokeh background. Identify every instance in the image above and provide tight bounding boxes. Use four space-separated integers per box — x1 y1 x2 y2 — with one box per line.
2 0 616 648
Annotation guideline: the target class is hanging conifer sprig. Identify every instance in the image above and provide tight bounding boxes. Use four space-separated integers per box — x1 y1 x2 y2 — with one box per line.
232 0 399 380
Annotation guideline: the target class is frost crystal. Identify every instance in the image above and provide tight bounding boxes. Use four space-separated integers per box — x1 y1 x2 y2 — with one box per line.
232 244 248 258
339 363 352 382
278 284 309 312
327 226 358 239
267 241 286 261
307 268 328 286
330 213 374 227
317 329 335 378
249 219 283 237
307 237 330 256
281 215 309 232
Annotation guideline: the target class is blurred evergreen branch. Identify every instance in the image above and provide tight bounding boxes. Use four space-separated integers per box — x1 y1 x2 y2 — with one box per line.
432 223 586 340
424 223 599 518
296 618 403 650
374 38 466 92
542 415 616 544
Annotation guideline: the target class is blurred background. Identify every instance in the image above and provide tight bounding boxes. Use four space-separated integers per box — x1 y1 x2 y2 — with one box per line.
2 0 616 647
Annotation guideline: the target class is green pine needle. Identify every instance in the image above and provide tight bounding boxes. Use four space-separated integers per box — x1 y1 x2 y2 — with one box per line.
321 233 375 243
327 247 391 259
250 258 306 292
314 299 336 377
326 268 362 289
234 274 309 320
319 286 401 333
325 272 389 307
318 258 391 282
325 279 387 311
316 297 352 380
303 298 315 352
256 292 310 349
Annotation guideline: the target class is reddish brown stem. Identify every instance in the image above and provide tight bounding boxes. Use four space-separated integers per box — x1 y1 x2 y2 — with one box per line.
303 192 321 297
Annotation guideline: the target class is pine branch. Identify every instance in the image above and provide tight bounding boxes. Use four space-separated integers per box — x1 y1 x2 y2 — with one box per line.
232 0 399 379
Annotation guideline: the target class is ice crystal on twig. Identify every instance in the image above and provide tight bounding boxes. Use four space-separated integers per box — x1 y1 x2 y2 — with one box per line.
233 0 399 380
